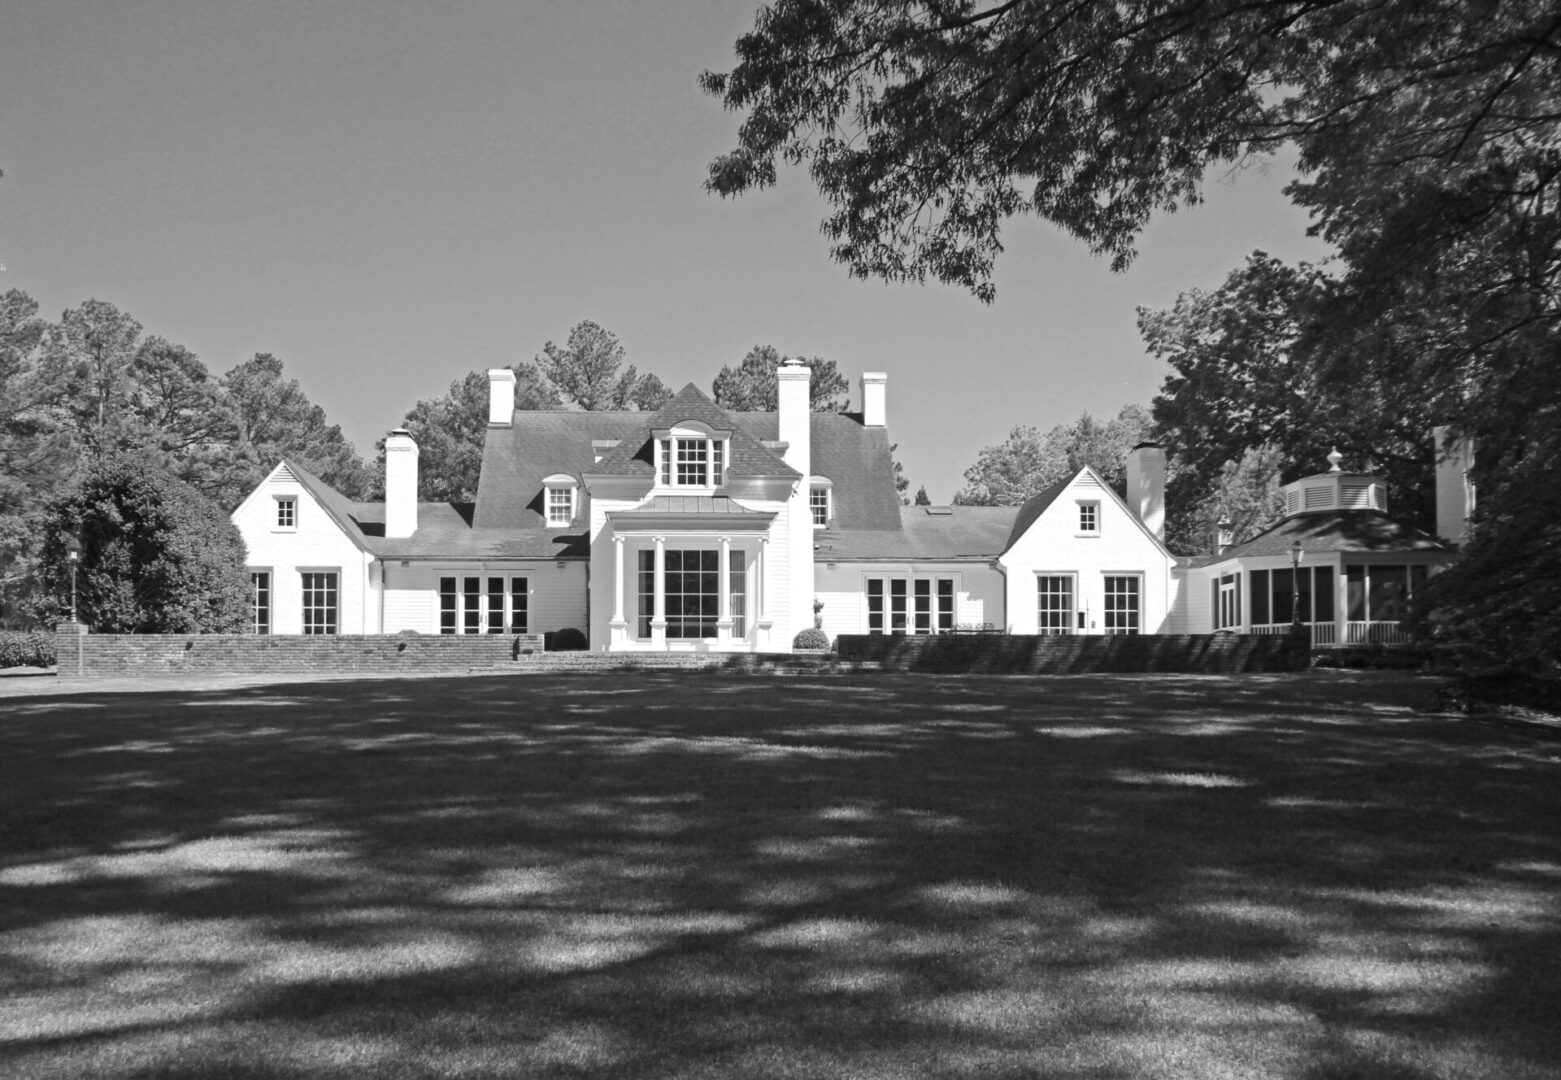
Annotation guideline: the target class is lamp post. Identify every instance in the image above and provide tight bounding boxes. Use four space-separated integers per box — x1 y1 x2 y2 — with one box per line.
65 535 81 623
1290 539 1305 629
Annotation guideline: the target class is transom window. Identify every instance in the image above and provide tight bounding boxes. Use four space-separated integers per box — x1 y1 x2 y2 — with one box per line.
440 576 529 634
301 571 337 635
1103 575 1140 635
1078 501 1099 534
1037 575 1073 635
276 497 296 529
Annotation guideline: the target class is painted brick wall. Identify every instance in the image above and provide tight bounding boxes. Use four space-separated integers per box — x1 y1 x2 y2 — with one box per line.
54 630 548 678
835 632 1308 674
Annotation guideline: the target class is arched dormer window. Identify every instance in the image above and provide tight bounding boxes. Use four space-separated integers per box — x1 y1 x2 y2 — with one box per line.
809 477 833 527
543 474 579 526
655 422 729 489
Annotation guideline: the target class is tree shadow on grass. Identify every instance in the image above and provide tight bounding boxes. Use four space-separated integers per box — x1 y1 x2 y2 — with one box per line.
1 671 1557 1078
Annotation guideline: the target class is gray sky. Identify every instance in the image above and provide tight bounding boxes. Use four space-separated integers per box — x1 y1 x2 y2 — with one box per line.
0 0 1331 502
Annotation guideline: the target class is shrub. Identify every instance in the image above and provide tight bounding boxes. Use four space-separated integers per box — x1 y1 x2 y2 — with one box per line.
546 627 588 651
0 630 55 669
793 627 830 650
37 457 250 633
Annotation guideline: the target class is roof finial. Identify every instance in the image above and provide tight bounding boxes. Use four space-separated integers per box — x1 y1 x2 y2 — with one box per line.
1327 446 1344 473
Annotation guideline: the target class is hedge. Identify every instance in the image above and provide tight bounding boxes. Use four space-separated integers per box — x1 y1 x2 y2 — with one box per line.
0 630 57 669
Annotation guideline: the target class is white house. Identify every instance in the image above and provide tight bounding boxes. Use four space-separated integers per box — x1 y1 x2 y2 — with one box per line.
231 364 1462 649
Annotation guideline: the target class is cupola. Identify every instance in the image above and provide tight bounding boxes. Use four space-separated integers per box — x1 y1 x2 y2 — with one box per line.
1281 447 1388 518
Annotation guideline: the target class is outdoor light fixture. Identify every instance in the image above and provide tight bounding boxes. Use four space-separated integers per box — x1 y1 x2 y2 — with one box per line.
65 535 82 623
1290 539 1305 628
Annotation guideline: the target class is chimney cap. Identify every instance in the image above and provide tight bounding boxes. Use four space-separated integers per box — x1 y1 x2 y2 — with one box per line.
1130 441 1162 452
388 427 412 438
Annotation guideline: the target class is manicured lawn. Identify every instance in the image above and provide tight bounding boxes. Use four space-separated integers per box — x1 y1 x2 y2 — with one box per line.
1 671 1558 1079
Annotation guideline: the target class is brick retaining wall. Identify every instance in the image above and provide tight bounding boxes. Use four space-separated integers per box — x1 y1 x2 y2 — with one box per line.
835 632 1308 674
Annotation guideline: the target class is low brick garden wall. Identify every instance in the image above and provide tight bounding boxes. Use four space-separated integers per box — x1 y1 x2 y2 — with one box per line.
52 628 545 678
835 632 1309 674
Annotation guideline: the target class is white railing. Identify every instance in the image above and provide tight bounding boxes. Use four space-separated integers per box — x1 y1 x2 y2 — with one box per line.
1346 621 1411 645
1311 622 1337 647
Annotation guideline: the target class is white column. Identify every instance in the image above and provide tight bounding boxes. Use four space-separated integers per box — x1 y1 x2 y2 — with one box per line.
1335 558 1348 648
717 535 733 646
652 535 667 648
612 536 626 623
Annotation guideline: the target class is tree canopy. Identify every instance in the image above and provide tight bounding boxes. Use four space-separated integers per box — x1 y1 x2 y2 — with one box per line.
954 405 1152 506
711 345 851 412
538 321 671 412
37 456 250 633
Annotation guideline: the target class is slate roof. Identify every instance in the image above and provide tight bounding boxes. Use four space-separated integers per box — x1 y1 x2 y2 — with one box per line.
1213 510 1451 562
821 505 1020 560
732 410 903 531
473 412 646 529
1004 476 1072 551
587 383 799 482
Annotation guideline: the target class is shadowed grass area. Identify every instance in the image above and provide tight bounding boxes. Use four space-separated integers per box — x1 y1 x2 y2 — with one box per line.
1 671 1558 1078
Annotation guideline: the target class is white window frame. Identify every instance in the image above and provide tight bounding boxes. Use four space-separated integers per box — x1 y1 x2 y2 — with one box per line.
1077 500 1100 536
1102 573 1142 636
542 475 578 527
300 568 339 635
655 425 727 490
274 495 297 531
439 574 530 635
865 574 957 635
1036 573 1075 635
809 480 832 527
250 569 272 635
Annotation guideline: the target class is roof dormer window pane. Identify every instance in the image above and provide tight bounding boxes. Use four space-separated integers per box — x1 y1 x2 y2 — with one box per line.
676 438 708 485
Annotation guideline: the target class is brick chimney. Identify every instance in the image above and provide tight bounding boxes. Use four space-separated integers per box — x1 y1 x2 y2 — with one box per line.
1125 442 1166 541
488 368 516 426
1434 426 1475 546
384 428 419 538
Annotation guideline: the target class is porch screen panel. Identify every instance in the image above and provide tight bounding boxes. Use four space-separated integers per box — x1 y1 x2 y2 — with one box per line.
1037 576 1073 635
637 551 655 636
1250 570 1270 625
1313 567 1334 623
1296 566 1313 622
510 577 529 634
729 551 746 637
937 579 955 632
440 577 457 635
1369 565 1408 621
1272 569 1294 624
487 578 505 633
867 579 884 634
913 579 932 634
463 577 481 634
1346 566 1367 620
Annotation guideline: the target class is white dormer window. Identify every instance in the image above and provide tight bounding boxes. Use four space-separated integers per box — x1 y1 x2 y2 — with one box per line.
809 480 833 527
656 425 727 488
1078 501 1100 535
274 496 297 530
542 475 578 526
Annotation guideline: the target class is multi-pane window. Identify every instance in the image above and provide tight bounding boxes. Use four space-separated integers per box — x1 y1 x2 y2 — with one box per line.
868 576 954 635
250 572 271 635
659 437 726 488
546 486 574 526
1103 575 1140 635
276 497 296 528
665 549 720 639
301 571 337 635
810 485 830 526
1037 575 1073 635
729 551 747 637
440 575 529 634
637 550 656 637
1078 502 1099 533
